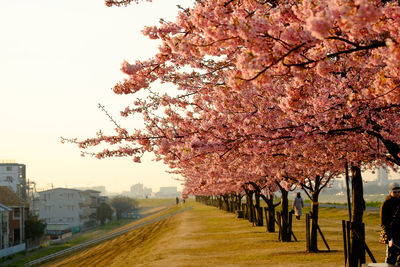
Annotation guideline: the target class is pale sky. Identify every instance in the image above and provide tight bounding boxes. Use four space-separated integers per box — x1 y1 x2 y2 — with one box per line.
0 0 191 194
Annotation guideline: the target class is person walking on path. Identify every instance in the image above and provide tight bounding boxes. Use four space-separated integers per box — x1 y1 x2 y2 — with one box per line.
292 192 304 220
176 197 179 205
380 182 400 265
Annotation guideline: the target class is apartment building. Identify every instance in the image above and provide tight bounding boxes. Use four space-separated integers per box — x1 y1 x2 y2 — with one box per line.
38 188 105 236
0 162 27 200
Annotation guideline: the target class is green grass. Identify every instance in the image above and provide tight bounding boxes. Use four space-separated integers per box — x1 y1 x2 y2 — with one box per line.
7 245 72 267
365 201 382 207
321 200 382 208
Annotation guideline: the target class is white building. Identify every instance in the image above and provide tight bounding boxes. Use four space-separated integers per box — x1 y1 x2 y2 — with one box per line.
0 162 27 200
143 187 152 198
38 188 102 232
130 183 144 198
128 183 152 198
39 188 82 228
377 166 389 186
156 187 180 198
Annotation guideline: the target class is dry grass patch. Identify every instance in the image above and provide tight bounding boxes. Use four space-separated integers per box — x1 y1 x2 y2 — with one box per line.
46 200 387 266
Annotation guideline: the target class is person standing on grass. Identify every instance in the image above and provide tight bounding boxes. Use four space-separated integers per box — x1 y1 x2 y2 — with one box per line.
381 182 400 265
292 192 304 220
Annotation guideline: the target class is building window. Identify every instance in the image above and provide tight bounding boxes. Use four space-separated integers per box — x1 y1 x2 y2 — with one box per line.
67 205 74 211
13 208 20 219
6 176 13 183
6 166 12 171
44 193 50 201
68 193 74 200
45 206 51 213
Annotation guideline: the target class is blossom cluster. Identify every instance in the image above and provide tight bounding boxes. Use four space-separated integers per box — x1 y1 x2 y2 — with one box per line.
69 0 400 198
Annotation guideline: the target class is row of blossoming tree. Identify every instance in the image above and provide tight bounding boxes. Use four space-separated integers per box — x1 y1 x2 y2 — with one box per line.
64 0 400 265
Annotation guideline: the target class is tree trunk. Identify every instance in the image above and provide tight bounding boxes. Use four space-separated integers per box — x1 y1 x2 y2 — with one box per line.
250 192 255 224
246 191 255 223
350 165 366 266
254 191 263 226
279 186 291 242
260 193 276 232
245 191 253 221
236 194 242 212
230 194 235 212
266 194 276 232
223 195 230 211
309 190 320 252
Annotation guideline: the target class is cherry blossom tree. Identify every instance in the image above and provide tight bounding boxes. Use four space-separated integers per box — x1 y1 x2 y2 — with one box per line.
65 0 400 261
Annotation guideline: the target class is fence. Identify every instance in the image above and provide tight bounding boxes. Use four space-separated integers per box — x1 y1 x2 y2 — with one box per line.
0 243 26 258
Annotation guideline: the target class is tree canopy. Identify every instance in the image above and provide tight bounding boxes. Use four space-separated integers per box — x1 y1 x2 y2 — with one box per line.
97 202 113 225
111 196 138 220
25 217 46 239
64 0 400 200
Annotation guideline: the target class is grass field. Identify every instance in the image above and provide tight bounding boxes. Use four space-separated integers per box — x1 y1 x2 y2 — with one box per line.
2 218 143 267
137 198 176 207
43 199 386 267
1 199 176 266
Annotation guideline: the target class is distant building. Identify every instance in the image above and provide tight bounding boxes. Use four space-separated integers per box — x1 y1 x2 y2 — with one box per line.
0 162 27 200
377 166 389 186
74 186 106 195
130 183 144 198
129 183 152 198
156 187 180 198
38 188 107 238
327 178 345 193
143 187 152 198
363 166 398 194
39 188 82 230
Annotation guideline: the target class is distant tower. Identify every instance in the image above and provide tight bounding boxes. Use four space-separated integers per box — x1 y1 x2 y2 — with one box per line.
130 183 144 198
377 166 389 186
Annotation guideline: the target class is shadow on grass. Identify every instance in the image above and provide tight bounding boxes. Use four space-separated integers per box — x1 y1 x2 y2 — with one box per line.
268 249 339 257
